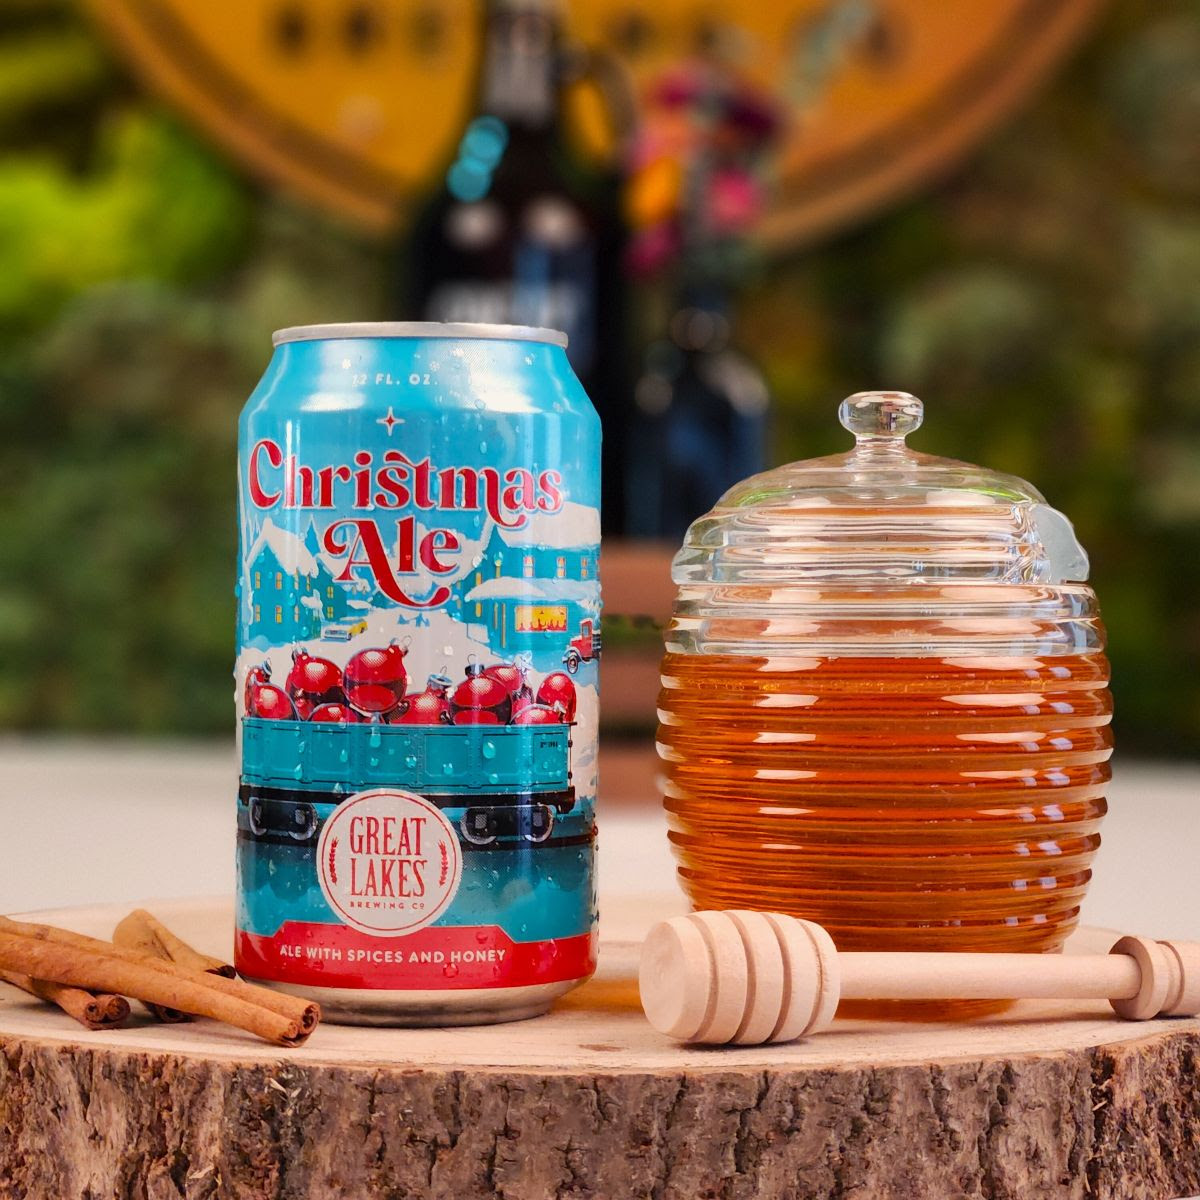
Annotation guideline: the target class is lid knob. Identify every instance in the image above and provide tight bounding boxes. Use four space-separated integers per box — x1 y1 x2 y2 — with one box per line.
839 391 923 445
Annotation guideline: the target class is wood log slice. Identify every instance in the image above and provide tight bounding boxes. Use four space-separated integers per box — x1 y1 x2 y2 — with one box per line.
1 896 1198 1200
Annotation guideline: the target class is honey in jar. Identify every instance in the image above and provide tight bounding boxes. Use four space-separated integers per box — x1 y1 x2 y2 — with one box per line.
657 392 1112 1018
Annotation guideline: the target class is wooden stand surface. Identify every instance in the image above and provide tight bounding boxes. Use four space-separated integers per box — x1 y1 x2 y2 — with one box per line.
2 896 1198 1200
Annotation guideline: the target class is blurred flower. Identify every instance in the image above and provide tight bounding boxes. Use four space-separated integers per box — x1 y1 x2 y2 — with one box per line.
625 221 681 277
622 59 783 280
625 154 683 230
709 168 763 234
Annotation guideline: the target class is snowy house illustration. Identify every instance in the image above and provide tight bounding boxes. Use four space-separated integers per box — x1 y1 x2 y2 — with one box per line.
243 519 356 644
459 502 600 658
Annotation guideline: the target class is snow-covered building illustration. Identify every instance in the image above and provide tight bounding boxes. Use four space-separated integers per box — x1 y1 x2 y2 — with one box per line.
243 519 358 643
458 502 600 658
243 505 598 660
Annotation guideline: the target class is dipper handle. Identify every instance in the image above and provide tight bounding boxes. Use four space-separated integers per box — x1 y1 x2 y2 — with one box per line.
638 912 1200 1046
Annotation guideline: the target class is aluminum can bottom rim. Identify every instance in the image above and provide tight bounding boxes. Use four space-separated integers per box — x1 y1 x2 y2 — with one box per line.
246 976 587 1027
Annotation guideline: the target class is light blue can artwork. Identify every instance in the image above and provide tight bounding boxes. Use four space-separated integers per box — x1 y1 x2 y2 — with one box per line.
233 323 600 1024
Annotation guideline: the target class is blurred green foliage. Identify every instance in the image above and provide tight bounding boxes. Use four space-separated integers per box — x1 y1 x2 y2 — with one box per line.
0 1 383 733
0 1 1197 752
0 112 251 329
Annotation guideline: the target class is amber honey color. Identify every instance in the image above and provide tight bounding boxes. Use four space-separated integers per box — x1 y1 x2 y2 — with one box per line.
658 650 1113 1018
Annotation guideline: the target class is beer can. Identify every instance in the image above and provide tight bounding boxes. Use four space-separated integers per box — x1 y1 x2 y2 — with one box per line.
234 322 600 1025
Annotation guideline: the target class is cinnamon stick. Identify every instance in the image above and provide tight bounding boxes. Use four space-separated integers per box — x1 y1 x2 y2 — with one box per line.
113 909 236 978
111 909 233 1023
108 911 188 1023
0 916 317 1034
103 991 130 1023
0 968 129 1030
0 918 318 1046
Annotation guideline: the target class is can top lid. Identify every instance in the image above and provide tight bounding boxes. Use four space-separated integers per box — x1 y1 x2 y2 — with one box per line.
272 321 569 349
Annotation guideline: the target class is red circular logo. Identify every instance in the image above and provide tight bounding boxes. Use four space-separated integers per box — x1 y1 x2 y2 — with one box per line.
317 789 462 937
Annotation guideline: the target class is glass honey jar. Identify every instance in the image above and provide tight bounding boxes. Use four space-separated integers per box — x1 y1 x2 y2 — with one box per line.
657 392 1112 1018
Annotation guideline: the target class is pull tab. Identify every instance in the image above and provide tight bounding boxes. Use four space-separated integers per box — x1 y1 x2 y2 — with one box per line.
839 391 923 447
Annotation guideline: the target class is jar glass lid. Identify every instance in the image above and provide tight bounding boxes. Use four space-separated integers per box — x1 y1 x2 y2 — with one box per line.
675 391 1089 588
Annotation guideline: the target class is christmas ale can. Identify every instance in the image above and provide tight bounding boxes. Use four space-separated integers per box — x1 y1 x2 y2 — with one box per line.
234 323 601 1025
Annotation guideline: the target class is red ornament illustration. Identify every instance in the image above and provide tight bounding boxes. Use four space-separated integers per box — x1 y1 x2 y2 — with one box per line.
452 661 512 724
453 708 503 725
483 662 522 692
286 649 344 710
344 641 409 719
392 673 454 725
244 663 272 713
512 703 565 725
536 672 577 722
308 702 362 723
247 679 297 721
488 656 535 718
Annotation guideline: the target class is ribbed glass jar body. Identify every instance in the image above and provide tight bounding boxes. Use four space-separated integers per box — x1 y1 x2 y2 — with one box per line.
658 394 1113 1018
658 592 1112 1018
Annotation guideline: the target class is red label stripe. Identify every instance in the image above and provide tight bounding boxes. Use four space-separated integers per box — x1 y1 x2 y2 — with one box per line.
236 921 596 991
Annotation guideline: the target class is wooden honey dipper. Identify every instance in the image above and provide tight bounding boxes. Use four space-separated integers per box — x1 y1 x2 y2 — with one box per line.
639 911 1200 1045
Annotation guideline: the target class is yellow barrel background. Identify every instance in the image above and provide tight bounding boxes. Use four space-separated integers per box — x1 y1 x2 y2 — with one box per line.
83 0 1102 245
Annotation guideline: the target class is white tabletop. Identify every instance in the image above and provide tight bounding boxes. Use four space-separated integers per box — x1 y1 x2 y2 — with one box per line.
1 738 1196 941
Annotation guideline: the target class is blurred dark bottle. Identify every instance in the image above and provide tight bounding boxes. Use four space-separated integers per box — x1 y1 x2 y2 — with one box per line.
406 0 629 532
626 290 769 540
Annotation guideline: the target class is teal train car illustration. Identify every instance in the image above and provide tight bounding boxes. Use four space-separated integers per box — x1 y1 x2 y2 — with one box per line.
239 718 576 850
